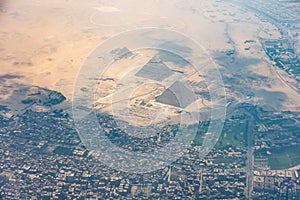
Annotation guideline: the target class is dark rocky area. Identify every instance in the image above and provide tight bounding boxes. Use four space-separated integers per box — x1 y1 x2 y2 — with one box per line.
20 86 66 107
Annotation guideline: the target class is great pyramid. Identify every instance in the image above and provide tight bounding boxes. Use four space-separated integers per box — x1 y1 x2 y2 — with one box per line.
155 81 196 108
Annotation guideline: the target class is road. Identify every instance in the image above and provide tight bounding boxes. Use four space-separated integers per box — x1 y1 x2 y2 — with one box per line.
244 112 255 199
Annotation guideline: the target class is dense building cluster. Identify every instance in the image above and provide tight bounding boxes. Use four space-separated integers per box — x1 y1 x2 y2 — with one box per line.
0 104 300 199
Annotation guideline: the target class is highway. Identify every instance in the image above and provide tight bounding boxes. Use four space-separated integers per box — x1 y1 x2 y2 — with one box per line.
244 111 255 199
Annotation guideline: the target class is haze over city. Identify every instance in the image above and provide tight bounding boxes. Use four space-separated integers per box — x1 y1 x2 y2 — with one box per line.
0 0 299 199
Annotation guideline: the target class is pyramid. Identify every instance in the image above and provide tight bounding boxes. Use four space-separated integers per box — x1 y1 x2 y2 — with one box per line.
110 47 134 60
135 56 174 81
155 81 196 108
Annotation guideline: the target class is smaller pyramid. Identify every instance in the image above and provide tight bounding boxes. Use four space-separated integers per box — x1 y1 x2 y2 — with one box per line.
110 47 134 60
155 81 196 108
